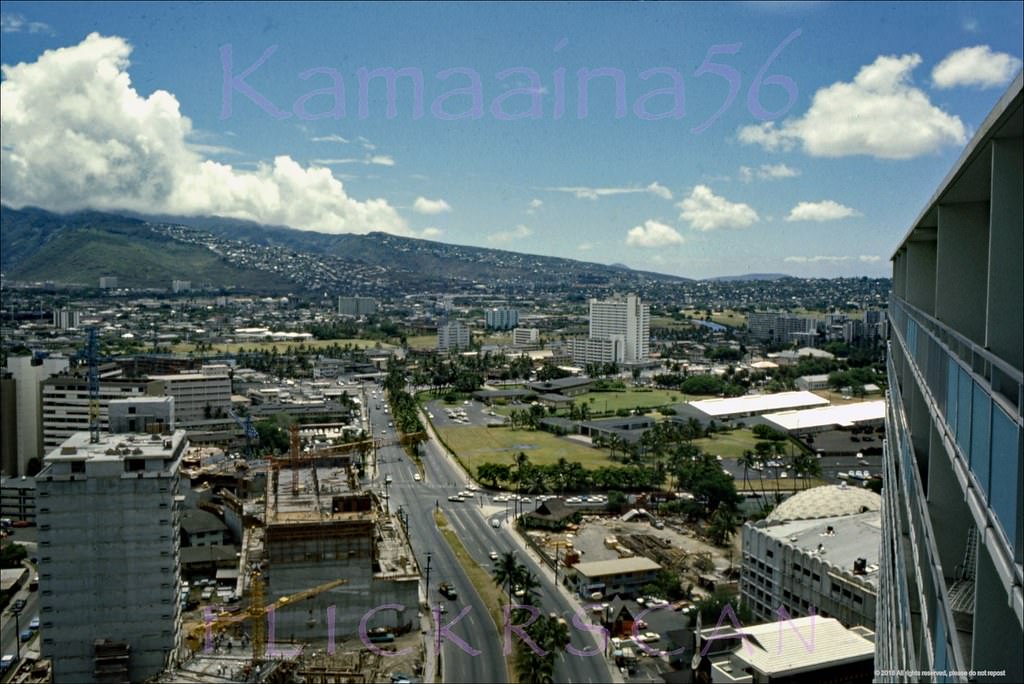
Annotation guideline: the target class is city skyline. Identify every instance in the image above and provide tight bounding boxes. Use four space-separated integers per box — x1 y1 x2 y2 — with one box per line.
1 2 1022 279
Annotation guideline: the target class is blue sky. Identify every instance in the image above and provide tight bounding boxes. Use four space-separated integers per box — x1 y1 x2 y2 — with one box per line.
2 2 1021 279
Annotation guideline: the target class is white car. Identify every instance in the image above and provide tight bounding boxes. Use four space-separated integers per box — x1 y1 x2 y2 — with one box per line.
489 551 499 560
414 473 421 482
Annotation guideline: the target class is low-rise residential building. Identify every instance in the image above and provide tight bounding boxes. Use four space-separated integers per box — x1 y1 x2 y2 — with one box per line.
568 556 661 599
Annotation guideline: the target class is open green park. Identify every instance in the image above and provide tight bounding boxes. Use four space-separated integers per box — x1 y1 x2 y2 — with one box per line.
490 387 686 418
435 426 611 476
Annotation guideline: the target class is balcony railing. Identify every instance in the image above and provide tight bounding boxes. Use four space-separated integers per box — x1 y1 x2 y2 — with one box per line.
889 295 1023 566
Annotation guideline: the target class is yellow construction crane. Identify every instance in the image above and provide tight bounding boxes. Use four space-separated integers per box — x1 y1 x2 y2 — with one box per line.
184 571 348 663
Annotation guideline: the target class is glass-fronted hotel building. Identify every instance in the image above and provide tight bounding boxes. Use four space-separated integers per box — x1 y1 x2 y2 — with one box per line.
877 74 1022 682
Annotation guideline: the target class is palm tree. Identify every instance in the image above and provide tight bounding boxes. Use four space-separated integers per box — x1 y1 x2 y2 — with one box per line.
515 568 542 607
515 614 570 684
493 551 524 606
739 449 756 498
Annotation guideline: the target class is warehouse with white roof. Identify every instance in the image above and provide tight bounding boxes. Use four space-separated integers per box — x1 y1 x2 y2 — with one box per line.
762 400 886 434
687 391 829 421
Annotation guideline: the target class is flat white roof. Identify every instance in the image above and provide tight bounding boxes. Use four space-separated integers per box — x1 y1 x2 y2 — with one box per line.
763 400 885 432
689 391 829 418
573 557 661 578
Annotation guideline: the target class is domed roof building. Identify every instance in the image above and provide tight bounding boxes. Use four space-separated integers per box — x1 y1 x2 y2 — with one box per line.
765 484 881 523
741 484 881 631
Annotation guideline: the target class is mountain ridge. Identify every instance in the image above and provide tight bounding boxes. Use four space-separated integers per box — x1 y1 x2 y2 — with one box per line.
0 206 693 295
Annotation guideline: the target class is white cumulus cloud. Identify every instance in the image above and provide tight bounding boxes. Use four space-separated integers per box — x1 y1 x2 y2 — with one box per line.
932 45 1023 89
0 33 410 235
421 227 444 239
412 197 452 215
785 200 861 222
543 182 672 200
738 54 967 159
487 224 532 244
739 163 801 182
311 134 350 144
626 220 684 247
678 185 759 231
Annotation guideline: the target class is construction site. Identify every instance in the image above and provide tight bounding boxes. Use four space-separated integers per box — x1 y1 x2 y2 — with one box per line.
158 424 423 683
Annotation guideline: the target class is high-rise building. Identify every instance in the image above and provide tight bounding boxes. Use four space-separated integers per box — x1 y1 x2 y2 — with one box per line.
747 311 818 345
437 320 471 352
485 307 519 330
337 296 379 317
52 308 82 330
4 355 71 475
171 279 191 293
877 75 1021 683
36 430 187 683
98 276 118 289
572 294 649 364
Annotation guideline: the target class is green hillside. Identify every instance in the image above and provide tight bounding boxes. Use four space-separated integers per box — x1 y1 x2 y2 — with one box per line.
10 226 292 291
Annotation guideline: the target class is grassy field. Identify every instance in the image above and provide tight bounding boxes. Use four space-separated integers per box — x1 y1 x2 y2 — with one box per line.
692 428 761 459
488 388 694 419
433 509 511 682
679 308 748 328
436 426 611 473
172 338 394 353
569 388 684 414
407 333 514 351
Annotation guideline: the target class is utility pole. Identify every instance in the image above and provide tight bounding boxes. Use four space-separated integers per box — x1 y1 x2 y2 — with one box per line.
424 552 432 601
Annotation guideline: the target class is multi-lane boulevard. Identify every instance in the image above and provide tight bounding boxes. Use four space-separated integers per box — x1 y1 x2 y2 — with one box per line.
365 390 616 684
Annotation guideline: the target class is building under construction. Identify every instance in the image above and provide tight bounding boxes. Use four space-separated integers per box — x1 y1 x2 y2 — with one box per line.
246 437 419 651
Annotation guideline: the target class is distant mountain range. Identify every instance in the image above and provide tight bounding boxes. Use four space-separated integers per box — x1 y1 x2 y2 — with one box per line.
0 206 692 295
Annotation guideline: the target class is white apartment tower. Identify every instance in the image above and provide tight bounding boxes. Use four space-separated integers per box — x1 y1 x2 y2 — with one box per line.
4 355 70 475
574 294 649 364
437 320 471 352
36 430 187 683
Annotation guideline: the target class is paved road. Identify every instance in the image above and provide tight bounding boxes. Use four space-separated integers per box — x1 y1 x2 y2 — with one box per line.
369 395 507 684
371 392 616 684
1 565 40 665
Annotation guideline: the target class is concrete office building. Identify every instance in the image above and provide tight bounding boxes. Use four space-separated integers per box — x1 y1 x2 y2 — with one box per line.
41 373 161 449
571 294 649 365
36 430 187 683
485 307 519 330
108 396 176 434
741 485 881 630
877 75 1022 682
337 296 379 317
98 276 118 289
512 327 540 347
147 370 232 430
437 320 471 352
4 355 71 475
